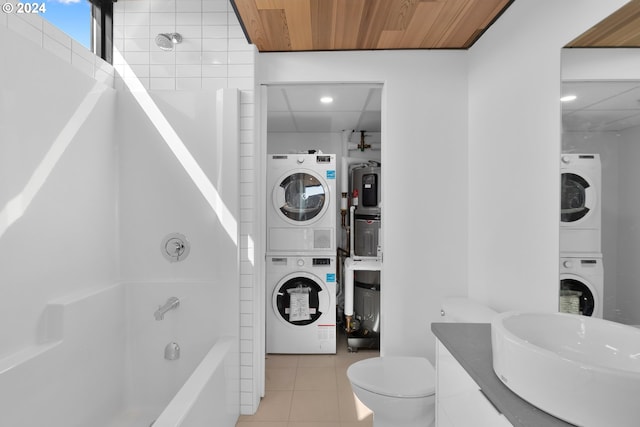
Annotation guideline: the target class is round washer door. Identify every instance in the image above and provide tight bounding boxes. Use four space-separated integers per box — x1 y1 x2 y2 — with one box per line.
559 273 600 317
561 171 597 225
272 271 330 327
272 169 330 225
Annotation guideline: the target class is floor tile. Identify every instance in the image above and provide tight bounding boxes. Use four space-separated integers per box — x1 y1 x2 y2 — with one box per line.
289 390 341 422
238 390 292 422
294 366 338 390
266 367 297 390
235 422 287 427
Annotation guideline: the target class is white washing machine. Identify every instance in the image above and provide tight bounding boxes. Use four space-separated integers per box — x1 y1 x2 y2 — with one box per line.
266 255 336 354
267 153 336 255
559 254 603 318
560 153 601 253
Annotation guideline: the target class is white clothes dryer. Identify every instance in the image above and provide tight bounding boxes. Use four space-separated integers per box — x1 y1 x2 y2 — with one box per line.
266 255 336 354
560 153 601 253
267 153 336 255
559 254 603 318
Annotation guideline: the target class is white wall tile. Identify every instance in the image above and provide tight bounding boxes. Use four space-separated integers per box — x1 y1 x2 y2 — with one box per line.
177 0 202 12
228 64 252 77
8 14 42 47
150 64 176 78
150 77 175 90
175 77 201 90
124 12 151 26
43 21 71 48
150 0 174 13
149 12 175 26
177 12 201 25
203 25 227 38
129 64 150 78
228 38 253 51
122 51 150 65
150 51 176 64
229 51 253 64
124 25 150 38
14 11 43 30
71 53 94 76
124 38 150 52
202 78 227 91
44 36 72 63
202 64 227 78
175 25 202 39
176 51 202 64
203 0 228 12
178 38 202 51
125 0 150 13
202 12 227 26
203 38 226 51
202 51 227 65
176 64 201 78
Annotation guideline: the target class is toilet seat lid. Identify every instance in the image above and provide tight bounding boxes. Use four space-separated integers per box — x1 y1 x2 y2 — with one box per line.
347 356 435 398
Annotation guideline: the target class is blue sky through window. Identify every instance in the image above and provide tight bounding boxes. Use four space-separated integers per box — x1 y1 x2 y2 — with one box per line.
41 0 91 49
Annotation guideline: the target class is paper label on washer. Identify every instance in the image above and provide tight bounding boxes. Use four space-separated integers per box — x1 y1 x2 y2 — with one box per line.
326 273 336 282
287 289 311 321
326 170 336 179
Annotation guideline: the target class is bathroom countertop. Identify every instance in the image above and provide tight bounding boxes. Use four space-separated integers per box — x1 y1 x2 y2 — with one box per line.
431 322 575 427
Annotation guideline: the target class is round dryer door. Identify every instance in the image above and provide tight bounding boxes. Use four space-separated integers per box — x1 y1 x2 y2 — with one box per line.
272 272 329 326
561 172 597 224
559 275 598 317
273 170 329 225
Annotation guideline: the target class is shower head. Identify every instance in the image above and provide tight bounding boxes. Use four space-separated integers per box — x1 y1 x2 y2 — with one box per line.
155 33 182 51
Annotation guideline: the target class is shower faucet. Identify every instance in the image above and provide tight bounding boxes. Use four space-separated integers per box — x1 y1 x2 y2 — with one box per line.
154 297 180 320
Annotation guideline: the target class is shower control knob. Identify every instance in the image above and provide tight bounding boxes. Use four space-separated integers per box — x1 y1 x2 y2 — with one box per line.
563 260 573 268
297 258 305 267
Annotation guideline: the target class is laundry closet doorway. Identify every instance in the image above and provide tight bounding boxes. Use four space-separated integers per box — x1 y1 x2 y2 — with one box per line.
260 81 384 390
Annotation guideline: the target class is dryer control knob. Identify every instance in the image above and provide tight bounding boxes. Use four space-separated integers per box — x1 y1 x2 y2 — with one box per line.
297 258 305 267
563 260 573 268
561 155 571 164
297 156 305 164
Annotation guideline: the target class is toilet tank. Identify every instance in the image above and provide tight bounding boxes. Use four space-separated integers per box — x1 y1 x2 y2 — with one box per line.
440 297 497 323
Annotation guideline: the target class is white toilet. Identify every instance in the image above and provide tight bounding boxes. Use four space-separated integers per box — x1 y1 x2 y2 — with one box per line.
346 356 436 427
346 297 497 427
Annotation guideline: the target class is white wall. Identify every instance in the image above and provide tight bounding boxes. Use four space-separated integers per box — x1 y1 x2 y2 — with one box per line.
113 0 257 414
258 50 469 362
0 24 117 358
466 0 628 312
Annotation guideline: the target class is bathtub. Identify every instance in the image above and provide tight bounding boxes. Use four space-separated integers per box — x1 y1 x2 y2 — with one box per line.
0 282 239 427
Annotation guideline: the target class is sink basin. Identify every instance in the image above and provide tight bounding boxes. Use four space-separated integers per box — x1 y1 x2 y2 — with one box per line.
492 311 640 427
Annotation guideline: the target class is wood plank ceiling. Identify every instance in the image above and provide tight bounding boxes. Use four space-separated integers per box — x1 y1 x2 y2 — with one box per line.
566 0 640 47
231 0 514 52
232 0 640 52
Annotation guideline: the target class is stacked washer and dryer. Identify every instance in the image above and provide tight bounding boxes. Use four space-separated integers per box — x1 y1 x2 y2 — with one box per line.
559 153 603 318
266 153 337 354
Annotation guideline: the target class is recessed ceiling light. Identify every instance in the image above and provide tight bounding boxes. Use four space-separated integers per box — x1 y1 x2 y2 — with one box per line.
560 95 577 102
320 96 334 104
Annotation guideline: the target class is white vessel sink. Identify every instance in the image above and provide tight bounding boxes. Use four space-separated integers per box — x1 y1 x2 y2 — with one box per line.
491 311 640 427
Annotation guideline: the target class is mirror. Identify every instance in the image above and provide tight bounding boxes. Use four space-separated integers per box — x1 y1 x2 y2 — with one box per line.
561 72 640 324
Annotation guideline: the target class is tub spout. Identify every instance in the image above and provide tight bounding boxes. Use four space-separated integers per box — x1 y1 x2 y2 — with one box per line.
154 297 180 320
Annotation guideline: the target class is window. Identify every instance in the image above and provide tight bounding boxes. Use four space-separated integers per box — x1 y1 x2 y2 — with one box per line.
40 0 112 63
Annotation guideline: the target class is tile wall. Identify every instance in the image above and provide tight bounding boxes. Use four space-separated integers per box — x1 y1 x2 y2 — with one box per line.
113 0 258 414
1 11 115 86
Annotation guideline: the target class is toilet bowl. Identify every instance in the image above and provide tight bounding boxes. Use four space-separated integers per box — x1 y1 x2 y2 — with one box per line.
347 356 436 427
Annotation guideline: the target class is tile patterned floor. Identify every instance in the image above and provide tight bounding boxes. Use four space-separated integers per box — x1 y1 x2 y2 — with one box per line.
236 332 379 427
